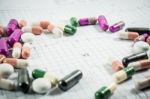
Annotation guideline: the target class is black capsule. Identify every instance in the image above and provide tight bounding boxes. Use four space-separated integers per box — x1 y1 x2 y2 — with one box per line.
18 68 31 93
58 70 83 91
122 51 149 66
125 27 150 35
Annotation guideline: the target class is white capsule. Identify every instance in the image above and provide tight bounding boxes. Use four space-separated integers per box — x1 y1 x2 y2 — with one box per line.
12 42 22 58
0 78 16 90
0 63 14 78
107 83 117 93
32 78 51 94
21 33 35 43
113 70 127 84
132 41 150 54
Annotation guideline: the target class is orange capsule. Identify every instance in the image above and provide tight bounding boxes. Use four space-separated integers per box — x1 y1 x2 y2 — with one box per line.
0 25 5 36
32 21 50 29
22 26 43 35
3 58 28 69
12 42 22 58
21 43 31 59
18 20 27 28
0 54 6 63
146 36 150 45
118 32 139 40
112 59 124 72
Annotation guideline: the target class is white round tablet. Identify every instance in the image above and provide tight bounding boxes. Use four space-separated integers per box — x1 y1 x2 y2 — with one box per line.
32 78 51 94
21 33 35 43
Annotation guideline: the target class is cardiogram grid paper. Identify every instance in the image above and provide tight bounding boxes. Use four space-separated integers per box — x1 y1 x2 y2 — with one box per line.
0 2 150 99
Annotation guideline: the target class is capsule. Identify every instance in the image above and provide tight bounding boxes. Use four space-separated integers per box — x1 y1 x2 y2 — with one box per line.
78 17 97 26
146 36 150 45
113 67 135 84
125 27 150 35
135 76 150 90
3 58 28 69
59 25 77 35
18 20 27 28
122 51 150 66
32 69 59 86
21 33 35 43
32 20 50 29
6 19 19 36
0 38 9 56
128 59 150 71
22 26 43 35
95 83 117 99
7 29 23 46
70 17 78 27
109 21 125 33
132 41 149 54
0 54 6 63
0 25 5 36
134 33 148 43
98 15 109 31
118 32 139 40
18 68 30 93
58 70 82 91
12 42 22 58
0 63 14 78
112 59 124 72
47 24 63 38
0 78 16 90
21 43 31 59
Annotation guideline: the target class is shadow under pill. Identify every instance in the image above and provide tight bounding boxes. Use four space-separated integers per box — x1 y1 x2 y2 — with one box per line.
49 87 63 96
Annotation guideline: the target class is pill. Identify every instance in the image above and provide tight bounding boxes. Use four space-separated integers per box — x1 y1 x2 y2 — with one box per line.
78 17 97 26
95 83 117 99
135 76 150 90
0 63 14 78
112 59 124 72
113 67 135 84
58 70 82 91
98 15 109 31
18 20 27 28
109 21 125 33
18 68 31 93
6 19 19 36
0 77 16 90
128 59 150 71
12 42 22 58
21 43 31 59
7 29 23 47
125 27 150 35
21 32 35 43
47 24 63 38
60 25 77 35
118 32 139 40
32 69 59 86
0 25 5 36
132 41 150 54
32 78 51 94
22 26 43 35
122 51 150 66
134 33 148 43
0 54 6 63
70 17 78 27
32 20 50 29
146 36 150 45
0 38 9 56
3 58 28 69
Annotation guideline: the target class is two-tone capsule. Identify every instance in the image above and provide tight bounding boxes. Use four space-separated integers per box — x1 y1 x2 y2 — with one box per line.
78 17 97 26
32 20 50 29
58 70 82 91
21 43 31 59
134 33 148 43
0 38 9 56
113 67 135 84
118 32 139 40
95 83 117 99
21 33 35 43
122 50 150 66
109 21 125 33
70 17 78 27
12 42 22 58
3 58 29 69
22 26 43 35
125 27 150 35
98 15 109 31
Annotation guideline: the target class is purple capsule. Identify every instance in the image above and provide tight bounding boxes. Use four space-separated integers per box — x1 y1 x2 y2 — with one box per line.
0 38 9 56
78 17 97 26
109 21 125 33
6 19 19 36
98 15 109 31
7 29 23 46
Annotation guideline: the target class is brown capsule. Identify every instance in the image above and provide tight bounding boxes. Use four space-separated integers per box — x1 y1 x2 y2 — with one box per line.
0 54 6 63
18 20 27 28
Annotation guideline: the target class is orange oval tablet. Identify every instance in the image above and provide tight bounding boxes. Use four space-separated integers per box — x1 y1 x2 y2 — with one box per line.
21 43 30 59
0 54 6 63
32 26 43 35
18 20 27 28
3 58 17 67
40 21 50 29
112 60 124 72
47 24 55 32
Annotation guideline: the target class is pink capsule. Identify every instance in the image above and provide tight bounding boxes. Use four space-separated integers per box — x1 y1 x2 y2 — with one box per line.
78 17 97 26
98 15 109 31
109 21 125 33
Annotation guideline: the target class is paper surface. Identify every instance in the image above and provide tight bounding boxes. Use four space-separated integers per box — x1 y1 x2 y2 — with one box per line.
0 0 150 99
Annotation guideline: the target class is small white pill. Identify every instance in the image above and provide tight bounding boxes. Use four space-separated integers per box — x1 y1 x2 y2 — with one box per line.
132 41 150 54
12 42 22 58
21 33 35 43
0 63 14 78
32 78 51 94
0 78 16 90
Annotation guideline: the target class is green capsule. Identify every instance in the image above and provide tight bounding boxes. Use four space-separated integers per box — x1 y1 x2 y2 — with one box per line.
124 67 135 78
70 17 78 27
64 25 77 35
32 69 46 79
95 86 111 99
